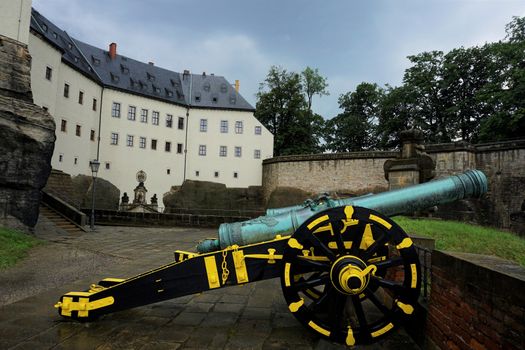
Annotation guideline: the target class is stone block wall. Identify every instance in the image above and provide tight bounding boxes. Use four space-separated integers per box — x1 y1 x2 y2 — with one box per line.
427 251 525 350
262 151 397 200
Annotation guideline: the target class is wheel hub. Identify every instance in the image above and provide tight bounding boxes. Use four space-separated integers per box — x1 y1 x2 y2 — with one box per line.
330 256 377 295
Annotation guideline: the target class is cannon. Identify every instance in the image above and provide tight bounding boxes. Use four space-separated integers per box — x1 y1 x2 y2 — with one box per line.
54 170 487 346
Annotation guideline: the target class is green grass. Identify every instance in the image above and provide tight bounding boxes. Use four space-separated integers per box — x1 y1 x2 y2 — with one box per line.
0 226 42 269
393 216 525 267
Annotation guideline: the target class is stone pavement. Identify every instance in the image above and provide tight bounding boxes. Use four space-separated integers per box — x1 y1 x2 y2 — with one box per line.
0 224 420 349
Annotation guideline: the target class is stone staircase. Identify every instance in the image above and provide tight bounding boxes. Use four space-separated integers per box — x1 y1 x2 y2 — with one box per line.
39 204 85 234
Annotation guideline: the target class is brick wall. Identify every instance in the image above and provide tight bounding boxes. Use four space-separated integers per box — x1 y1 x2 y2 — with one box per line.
427 251 525 350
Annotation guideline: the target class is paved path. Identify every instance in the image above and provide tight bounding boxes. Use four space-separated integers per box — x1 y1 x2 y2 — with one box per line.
0 222 420 349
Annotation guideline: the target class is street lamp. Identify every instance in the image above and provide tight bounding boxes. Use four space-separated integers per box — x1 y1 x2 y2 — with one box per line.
89 159 100 231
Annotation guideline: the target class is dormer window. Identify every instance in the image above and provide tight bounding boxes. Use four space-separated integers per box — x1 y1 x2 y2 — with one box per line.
130 77 137 88
229 95 236 105
194 92 201 103
139 81 147 90
220 83 227 93
212 94 218 103
176 91 184 99
41 23 48 32
67 43 73 50
91 56 100 66
74 56 79 63
147 72 155 82
110 73 120 83
152 85 161 94
52 32 58 39
203 82 211 92
165 89 173 97
170 79 179 88
120 64 129 74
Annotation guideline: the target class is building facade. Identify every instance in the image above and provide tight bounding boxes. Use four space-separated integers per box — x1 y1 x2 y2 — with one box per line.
1 1 273 201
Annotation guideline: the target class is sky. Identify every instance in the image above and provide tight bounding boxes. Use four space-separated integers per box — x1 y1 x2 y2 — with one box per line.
33 0 525 119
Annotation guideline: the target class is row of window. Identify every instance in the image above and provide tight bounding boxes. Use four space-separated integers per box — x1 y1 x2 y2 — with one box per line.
199 119 262 135
195 170 240 179
197 145 261 158
60 119 96 140
110 133 183 153
111 102 184 128
63 83 98 111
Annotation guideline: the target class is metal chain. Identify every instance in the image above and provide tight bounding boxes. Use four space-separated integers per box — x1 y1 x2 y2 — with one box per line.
221 249 229 285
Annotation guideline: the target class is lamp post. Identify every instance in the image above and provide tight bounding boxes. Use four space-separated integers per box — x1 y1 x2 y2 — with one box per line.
89 159 100 231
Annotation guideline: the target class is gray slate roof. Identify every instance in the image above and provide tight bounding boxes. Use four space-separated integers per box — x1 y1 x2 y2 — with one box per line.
30 9 254 111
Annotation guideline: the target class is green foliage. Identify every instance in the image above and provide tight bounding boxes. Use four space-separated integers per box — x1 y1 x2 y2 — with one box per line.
301 66 329 112
255 66 328 155
0 227 41 269
393 217 525 267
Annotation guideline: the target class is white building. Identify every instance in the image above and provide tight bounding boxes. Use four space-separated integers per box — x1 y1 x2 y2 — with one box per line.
1 1 273 201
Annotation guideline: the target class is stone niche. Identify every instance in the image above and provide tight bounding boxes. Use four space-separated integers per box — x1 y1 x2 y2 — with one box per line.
0 35 55 231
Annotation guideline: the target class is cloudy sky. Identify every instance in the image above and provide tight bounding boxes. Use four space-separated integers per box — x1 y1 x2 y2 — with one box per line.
33 0 525 119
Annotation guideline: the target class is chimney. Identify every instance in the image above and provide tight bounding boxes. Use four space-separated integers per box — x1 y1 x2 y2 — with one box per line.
109 42 117 60
183 69 190 80
202 71 206 77
148 61 154 66
235 79 240 92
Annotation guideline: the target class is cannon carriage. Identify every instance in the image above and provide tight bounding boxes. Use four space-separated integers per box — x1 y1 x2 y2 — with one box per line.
54 170 487 346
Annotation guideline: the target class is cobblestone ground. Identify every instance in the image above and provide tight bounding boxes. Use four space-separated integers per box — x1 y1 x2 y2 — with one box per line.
0 222 420 349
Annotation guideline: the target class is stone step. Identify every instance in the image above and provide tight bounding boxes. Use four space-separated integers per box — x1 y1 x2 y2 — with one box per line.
39 205 84 234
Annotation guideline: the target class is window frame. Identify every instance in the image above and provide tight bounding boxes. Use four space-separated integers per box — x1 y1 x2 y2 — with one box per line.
220 120 228 133
235 121 244 134
63 83 69 98
152 111 159 125
151 139 157 150
110 132 119 145
128 106 136 121
126 134 134 147
166 114 173 128
235 146 242 157
200 118 208 132
45 66 52 81
139 136 146 149
140 109 148 123
198 145 207 156
165 141 172 152
178 117 184 130
75 124 81 137
219 145 227 157
112 102 121 118
255 126 262 135
78 90 84 105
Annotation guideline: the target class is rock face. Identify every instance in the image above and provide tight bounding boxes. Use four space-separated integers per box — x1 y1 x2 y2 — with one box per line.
266 187 311 209
71 175 120 210
0 35 55 231
163 180 264 213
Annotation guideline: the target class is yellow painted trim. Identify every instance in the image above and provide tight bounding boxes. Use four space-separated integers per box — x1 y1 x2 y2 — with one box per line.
244 249 283 264
359 224 375 250
396 238 413 250
65 291 93 297
307 215 329 230
367 255 387 263
232 250 249 284
341 206 359 233
204 256 221 289
305 289 320 299
371 322 394 338
410 264 418 288
288 298 304 312
298 256 330 262
288 238 304 250
346 327 356 346
57 296 114 317
328 241 352 249
59 296 73 316
396 300 414 315
369 214 392 230
284 263 291 287
314 223 334 236
102 278 125 283
308 320 331 336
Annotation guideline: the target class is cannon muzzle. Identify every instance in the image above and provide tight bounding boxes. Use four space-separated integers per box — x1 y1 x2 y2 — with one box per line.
197 170 488 252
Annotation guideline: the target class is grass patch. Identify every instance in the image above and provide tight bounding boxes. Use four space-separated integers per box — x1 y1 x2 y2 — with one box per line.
0 226 42 269
393 216 525 267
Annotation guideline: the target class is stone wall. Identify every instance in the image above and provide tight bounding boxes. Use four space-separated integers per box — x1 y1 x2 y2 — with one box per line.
262 151 397 200
0 35 55 231
426 251 524 349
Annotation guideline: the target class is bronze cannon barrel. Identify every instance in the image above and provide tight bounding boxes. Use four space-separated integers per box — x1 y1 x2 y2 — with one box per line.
197 170 488 252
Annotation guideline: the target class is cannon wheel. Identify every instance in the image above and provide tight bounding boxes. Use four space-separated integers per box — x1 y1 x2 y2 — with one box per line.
280 206 420 346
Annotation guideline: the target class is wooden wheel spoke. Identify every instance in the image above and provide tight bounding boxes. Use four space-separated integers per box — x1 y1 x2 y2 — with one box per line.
311 284 333 310
329 290 347 330
373 256 404 270
294 275 330 290
307 235 336 261
371 276 407 295
351 295 369 331
364 288 391 316
294 256 331 271
362 234 389 261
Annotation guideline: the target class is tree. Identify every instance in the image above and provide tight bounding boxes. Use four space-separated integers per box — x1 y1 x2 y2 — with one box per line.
325 83 384 152
255 66 322 156
376 85 415 149
301 67 329 112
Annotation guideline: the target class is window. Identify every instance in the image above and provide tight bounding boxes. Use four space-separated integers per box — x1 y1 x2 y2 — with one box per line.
199 145 206 156
254 149 261 159
78 91 84 104
75 125 81 137
105 162 110 170
74 157 78 165
214 171 219 178
152 111 159 125
139 137 146 149
200 119 207 132
63 83 69 98
233 172 238 179
90 129 95 141
166 114 173 128
178 117 184 130
151 139 157 150
165 141 171 152
195 171 200 177
58 154 63 162
92 98 97 111
60 119 67 132
177 143 183 154
141 109 148 123
126 135 134 147
219 146 227 157
255 126 262 135
235 121 243 134
110 132 119 145
220 120 228 133
112 102 121 118
235 146 242 157
128 106 136 121
167 169 171 175
45 66 52 81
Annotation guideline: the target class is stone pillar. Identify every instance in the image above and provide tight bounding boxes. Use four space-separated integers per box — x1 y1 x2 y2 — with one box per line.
0 34 55 231
384 129 435 190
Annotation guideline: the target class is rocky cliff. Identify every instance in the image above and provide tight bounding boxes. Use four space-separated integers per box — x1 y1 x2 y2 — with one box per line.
0 35 55 231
